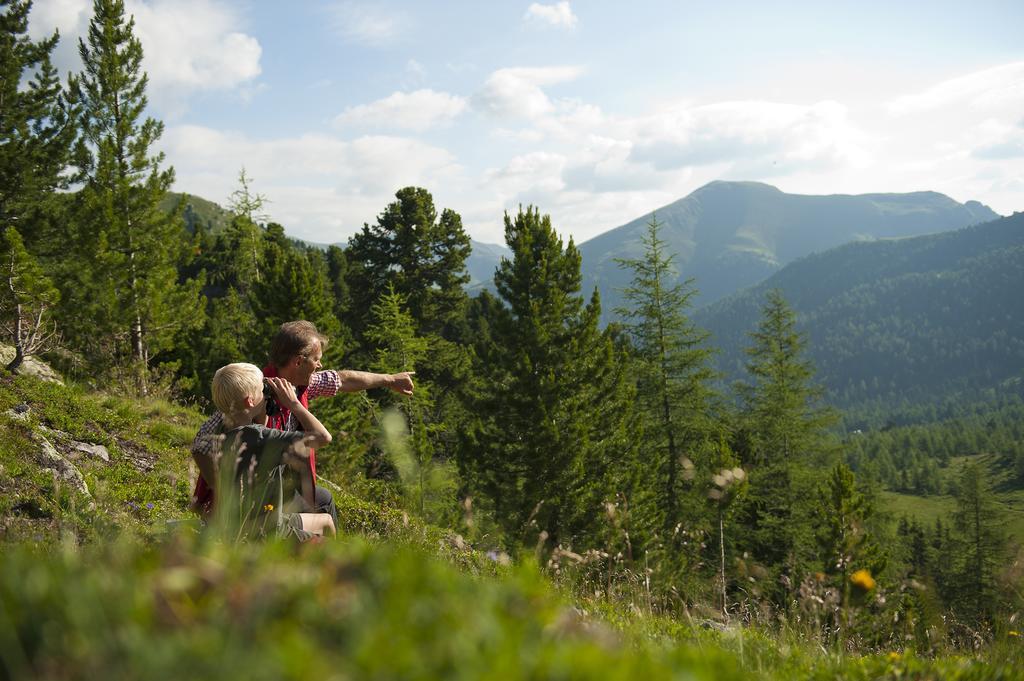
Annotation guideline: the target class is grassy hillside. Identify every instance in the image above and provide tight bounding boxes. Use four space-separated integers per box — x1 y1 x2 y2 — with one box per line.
1 373 1021 679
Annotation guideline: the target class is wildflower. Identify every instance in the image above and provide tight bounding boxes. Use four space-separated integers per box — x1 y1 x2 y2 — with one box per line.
887 651 901 662
263 503 274 512
1009 630 1020 637
850 569 876 592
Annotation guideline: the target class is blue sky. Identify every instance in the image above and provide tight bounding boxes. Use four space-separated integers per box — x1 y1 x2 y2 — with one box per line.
29 0 1024 245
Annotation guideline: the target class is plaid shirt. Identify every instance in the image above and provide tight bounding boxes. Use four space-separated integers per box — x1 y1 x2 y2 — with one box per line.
189 369 342 513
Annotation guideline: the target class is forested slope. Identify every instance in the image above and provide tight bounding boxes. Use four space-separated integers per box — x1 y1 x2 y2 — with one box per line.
695 212 1024 412
580 180 998 319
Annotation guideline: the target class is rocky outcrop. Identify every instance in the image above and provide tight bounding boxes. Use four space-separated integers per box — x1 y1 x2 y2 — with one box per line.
0 344 63 384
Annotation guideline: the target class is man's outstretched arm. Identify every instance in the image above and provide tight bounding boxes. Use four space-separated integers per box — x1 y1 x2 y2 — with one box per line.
337 370 415 395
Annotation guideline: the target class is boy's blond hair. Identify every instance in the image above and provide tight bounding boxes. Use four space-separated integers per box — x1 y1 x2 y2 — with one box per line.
212 363 264 415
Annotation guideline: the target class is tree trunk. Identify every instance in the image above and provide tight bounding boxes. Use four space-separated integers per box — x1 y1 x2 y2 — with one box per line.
6 303 25 372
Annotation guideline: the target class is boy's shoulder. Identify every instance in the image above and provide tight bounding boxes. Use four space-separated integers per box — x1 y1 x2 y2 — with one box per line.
223 423 303 452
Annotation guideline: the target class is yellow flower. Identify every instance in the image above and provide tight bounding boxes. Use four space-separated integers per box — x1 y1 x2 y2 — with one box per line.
263 503 274 512
1009 630 1020 637
850 569 876 592
887 651 901 662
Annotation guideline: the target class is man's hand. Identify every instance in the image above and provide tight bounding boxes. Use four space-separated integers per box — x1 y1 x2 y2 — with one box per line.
266 376 301 409
388 371 415 396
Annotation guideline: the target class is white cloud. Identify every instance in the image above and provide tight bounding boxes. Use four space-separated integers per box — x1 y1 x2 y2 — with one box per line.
484 152 567 199
27 0 261 116
161 125 464 242
474 66 584 119
524 2 578 29
889 62 1024 115
335 89 468 131
327 2 409 46
628 100 869 173
970 119 1024 160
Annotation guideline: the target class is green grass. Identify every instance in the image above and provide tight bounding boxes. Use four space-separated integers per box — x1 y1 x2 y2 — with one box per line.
880 452 1024 543
2 372 1022 679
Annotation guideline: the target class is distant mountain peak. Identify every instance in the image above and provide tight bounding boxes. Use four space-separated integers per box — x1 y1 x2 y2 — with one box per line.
578 183 1002 322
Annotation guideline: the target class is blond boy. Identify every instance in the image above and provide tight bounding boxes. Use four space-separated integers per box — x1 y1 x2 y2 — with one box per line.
194 362 335 538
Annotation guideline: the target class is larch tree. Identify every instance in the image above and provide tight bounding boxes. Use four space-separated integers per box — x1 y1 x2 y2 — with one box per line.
815 462 885 604
64 0 201 392
733 289 836 586
615 213 719 534
950 463 1006 622
737 289 835 466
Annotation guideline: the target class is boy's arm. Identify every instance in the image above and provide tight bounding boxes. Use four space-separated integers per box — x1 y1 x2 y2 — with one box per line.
283 440 317 508
266 377 332 448
191 450 218 490
190 413 224 487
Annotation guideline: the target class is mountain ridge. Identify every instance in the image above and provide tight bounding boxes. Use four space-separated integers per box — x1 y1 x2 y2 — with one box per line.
579 181 1000 319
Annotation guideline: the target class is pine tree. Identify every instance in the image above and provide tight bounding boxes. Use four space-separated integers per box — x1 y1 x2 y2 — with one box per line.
63 0 202 392
1 227 59 370
346 186 470 338
459 207 638 550
0 0 76 254
615 212 719 533
250 226 342 355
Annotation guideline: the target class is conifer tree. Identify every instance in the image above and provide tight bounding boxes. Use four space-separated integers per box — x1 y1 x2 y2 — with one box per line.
366 284 457 523
1 227 59 370
63 0 201 391
224 167 268 287
615 213 719 533
737 289 835 465
815 462 885 602
346 186 470 338
0 0 76 254
250 226 342 357
950 463 1006 621
733 289 835 585
460 207 637 550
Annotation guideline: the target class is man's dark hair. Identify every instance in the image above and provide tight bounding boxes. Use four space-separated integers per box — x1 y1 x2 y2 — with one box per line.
269 320 329 368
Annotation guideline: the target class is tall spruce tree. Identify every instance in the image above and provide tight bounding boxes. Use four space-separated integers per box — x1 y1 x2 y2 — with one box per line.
459 207 637 550
0 0 76 255
63 0 201 391
615 213 719 533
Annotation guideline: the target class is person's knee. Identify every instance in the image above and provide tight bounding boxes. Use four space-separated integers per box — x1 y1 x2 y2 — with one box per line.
314 486 334 511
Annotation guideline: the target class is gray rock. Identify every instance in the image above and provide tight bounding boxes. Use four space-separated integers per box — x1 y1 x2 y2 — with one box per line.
70 441 110 463
0 344 63 384
5 405 30 421
34 434 91 499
